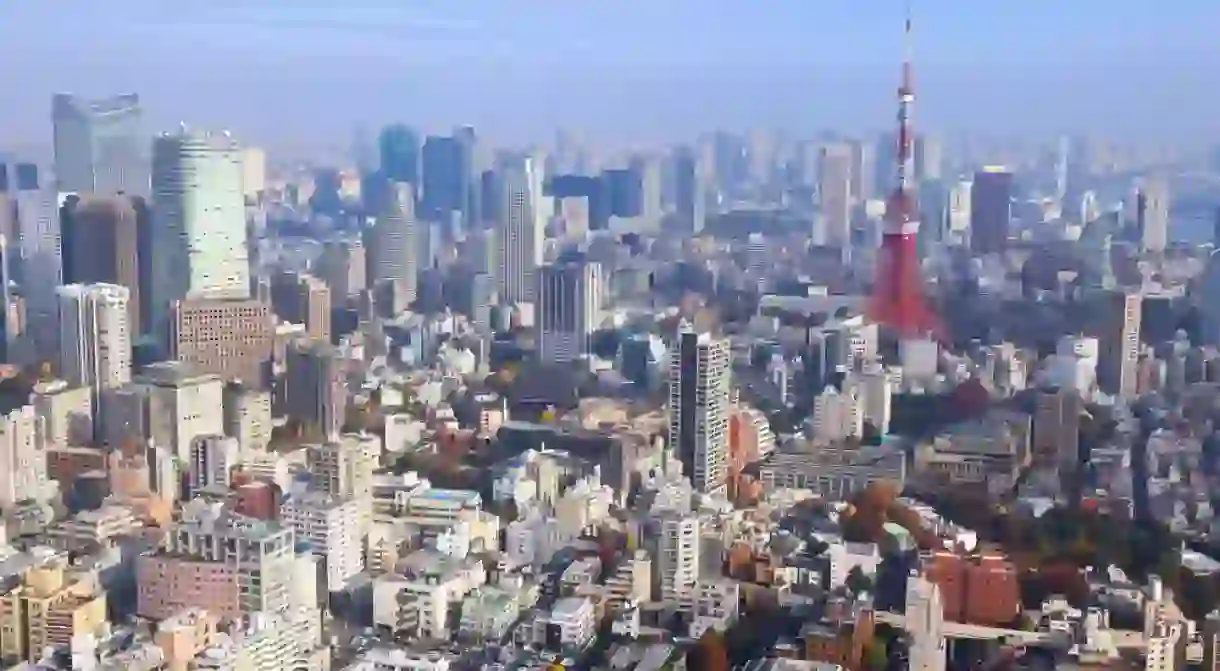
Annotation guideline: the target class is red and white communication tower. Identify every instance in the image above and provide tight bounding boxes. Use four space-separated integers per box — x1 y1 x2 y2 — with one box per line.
867 5 941 340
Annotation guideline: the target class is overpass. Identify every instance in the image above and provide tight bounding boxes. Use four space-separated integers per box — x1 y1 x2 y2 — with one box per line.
874 611 1148 652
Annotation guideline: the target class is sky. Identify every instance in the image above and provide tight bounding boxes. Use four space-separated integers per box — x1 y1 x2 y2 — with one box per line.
1 0 1217 153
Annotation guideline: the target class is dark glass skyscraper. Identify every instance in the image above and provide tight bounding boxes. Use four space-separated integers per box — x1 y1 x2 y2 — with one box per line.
673 147 705 234
378 124 420 185
421 135 462 220
970 168 1014 256
52 93 148 196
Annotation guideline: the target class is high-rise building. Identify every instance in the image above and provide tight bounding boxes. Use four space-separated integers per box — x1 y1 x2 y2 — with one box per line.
270 272 331 343
280 491 365 590
914 135 943 182
132 361 226 461
536 261 602 364
59 194 146 334
1096 289 1142 399
904 573 947 671
673 147 705 234
848 139 875 202
1033 387 1083 469
168 297 273 386
364 183 417 306
187 434 238 494
628 154 663 223
655 511 700 602
969 167 1013 256
818 142 854 247
495 157 542 305
285 340 347 441
421 134 463 220
151 128 249 335
0 405 52 508
223 382 272 454
56 283 131 399
51 93 148 196
1137 176 1170 253
667 327 731 494
11 164 61 360
378 124 420 185
945 180 972 243
316 239 367 307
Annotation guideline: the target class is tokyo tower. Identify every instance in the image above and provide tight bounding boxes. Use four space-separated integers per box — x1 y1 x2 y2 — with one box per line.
867 5 941 339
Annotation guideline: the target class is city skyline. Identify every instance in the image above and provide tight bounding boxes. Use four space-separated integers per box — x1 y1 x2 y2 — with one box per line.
1 1 1216 153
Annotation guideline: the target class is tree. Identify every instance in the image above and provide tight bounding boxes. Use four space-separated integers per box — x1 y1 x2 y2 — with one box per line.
864 638 889 671
685 630 730 671
846 566 873 596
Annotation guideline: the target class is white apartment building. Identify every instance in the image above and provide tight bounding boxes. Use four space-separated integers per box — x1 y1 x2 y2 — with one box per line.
656 511 700 603
812 385 864 442
0 405 52 508
372 550 486 640
188 434 238 494
688 579 741 638
280 491 365 590
667 327 731 494
133 361 225 461
524 596 595 651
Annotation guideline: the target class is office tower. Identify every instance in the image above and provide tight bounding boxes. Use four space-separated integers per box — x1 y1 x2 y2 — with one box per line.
132 361 226 460
668 327 731 494
1033 388 1083 468
818 142 854 248
860 364 892 435
0 406 52 508
848 139 875 202
11 164 61 359
455 125 481 227
223 382 272 454
317 239 367 307
378 124 420 185
1054 136 1071 204
421 134 462 220
969 167 1014 255
656 511 701 602
59 194 145 334
364 182 417 306
945 180 972 242
495 157 542 305
468 272 497 333
673 147 706 234
51 93 148 196
556 196 590 239
628 154 663 223
56 284 131 401
270 272 331 343
150 128 249 335
1097 289 1142 399
536 261 602 364
242 147 266 202
188 434 238 493
913 135 943 182
1137 176 1170 253
169 297 273 386
868 14 939 341
286 340 347 441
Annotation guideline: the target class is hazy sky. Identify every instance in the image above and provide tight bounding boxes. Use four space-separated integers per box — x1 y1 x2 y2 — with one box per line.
2 0 1217 152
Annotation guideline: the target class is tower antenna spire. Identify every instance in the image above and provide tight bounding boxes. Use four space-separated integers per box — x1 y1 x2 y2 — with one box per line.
866 0 941 340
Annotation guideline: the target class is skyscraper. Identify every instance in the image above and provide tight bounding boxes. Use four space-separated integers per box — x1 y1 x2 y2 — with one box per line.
51 93 148 196
969 167 1014 256
667 326 731 494
378 124 420 185
56 283 132 398
673 147 705 234
59 194 146 335
628 154 662 223
1137 176 1170 253
150 128 249 335
1096 289 1142 399
818 142 854 248
363 183 417 307
495 157 541 305
847 139 875 202
420 135 462 220
11 164 61 359
536 261 602 364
